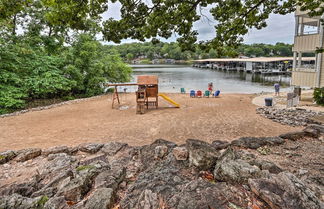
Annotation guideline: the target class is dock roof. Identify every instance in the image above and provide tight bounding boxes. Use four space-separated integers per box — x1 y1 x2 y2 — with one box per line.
194 57 315 63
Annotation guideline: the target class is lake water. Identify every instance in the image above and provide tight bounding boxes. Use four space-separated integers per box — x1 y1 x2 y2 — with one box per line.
120 64 291 93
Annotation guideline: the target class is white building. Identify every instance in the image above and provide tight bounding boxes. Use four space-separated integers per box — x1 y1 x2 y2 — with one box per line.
291 7 324 87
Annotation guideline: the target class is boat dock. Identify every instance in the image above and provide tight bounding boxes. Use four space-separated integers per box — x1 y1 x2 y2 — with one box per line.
193 57 315 74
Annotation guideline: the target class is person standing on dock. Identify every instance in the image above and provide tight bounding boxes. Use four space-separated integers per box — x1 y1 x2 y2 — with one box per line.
208 82 213 94
274 83 280 96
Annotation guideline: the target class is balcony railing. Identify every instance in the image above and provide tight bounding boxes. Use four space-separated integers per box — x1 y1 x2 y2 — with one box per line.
293 34 321 52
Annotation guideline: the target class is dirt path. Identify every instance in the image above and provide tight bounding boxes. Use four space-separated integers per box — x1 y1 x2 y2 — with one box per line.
0 93 300 151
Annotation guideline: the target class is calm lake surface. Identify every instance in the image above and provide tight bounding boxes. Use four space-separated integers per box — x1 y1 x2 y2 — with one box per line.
122 64 291 93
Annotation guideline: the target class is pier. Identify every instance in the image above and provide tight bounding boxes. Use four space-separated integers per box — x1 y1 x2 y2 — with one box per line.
193 57 315 74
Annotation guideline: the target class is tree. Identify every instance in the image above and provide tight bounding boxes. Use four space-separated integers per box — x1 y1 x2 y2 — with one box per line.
126 53 134 61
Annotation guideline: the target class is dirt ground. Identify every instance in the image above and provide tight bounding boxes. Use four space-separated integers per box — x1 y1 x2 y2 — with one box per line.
0 93 300 152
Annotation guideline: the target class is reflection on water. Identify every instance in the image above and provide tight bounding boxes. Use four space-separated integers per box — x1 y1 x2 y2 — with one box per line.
119 64 291 93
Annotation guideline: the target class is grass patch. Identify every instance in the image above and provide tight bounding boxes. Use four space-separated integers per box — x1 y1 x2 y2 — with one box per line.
34 195 49 208
76 165 96 172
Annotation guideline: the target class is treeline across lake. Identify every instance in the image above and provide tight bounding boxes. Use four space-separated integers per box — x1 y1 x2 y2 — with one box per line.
107 42 301 62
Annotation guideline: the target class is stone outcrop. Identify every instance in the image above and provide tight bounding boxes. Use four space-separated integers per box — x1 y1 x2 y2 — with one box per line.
231 136 285 149
15 148 41 162
0 134 323 209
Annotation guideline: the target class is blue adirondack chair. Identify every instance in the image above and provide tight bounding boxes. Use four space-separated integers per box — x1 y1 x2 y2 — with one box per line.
214 90 220 97
190 90 196 97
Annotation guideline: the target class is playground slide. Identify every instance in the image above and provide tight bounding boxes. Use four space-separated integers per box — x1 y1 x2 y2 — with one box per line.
158 94 180 108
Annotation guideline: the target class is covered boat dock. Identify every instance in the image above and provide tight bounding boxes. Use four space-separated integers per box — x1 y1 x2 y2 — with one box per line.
193 57 315 74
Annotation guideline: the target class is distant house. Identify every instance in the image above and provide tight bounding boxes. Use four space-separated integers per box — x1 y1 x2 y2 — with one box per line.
291 7 324 87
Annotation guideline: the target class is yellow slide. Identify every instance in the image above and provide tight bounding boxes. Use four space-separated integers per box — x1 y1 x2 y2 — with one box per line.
158 93 180 108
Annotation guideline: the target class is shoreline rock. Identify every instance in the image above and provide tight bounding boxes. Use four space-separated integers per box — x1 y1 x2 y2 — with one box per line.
0 133 323 209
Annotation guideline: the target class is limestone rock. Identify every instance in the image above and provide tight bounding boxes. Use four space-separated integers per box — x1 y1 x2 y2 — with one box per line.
101 142 127 156
186 139 219 170
303 127 320 138
56 162 105 202
214 159 262 183
94 167 126 190
84 188 115 209
172 146 189 161
154 145 168 159
231 136 284 149
279 131 306 141
307 124 324 134
249 159 283 174
0 150 17 164
15 148 41 162
44 196 69 209
42 146 70 156
249 172 323 209
211 140 230 150
78 143 104 154
168 179 252 209
0 194 46 209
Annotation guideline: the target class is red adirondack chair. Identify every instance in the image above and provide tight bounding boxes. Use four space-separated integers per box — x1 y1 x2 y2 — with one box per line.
196 90 202 97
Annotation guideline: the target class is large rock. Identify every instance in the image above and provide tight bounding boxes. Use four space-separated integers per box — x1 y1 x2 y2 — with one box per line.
249 172 323 209
279 131 306 141
138 139 176 170
56 162 107 202
120 155 190 209
0 150 17 164
78 143 104 154
15 148 42 162
84 188 115 209
186 139 219 170
214 159 262 183
101 142 127 156
42 146 70 156
213 148 264 183
231 136 285 149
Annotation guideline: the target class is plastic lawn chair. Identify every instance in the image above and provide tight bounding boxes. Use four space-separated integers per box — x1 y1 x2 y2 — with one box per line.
204 90 210 97
181 88 186 94
190 90 195 97
196 90 202 97
214 90 220 97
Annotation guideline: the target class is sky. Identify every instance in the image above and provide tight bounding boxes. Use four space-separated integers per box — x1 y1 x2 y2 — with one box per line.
102 2 296 45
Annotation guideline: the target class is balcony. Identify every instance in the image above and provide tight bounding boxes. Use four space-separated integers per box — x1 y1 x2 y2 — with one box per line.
291 68 317 87
293 34 321 52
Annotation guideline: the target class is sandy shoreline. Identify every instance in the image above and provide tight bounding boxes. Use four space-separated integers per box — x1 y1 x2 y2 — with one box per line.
0 93 300 152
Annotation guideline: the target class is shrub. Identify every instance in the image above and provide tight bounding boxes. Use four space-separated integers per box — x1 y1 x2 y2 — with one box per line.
313 88 324 106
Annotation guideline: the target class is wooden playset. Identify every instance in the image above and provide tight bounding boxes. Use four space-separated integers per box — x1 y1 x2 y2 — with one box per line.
106 75 179 114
